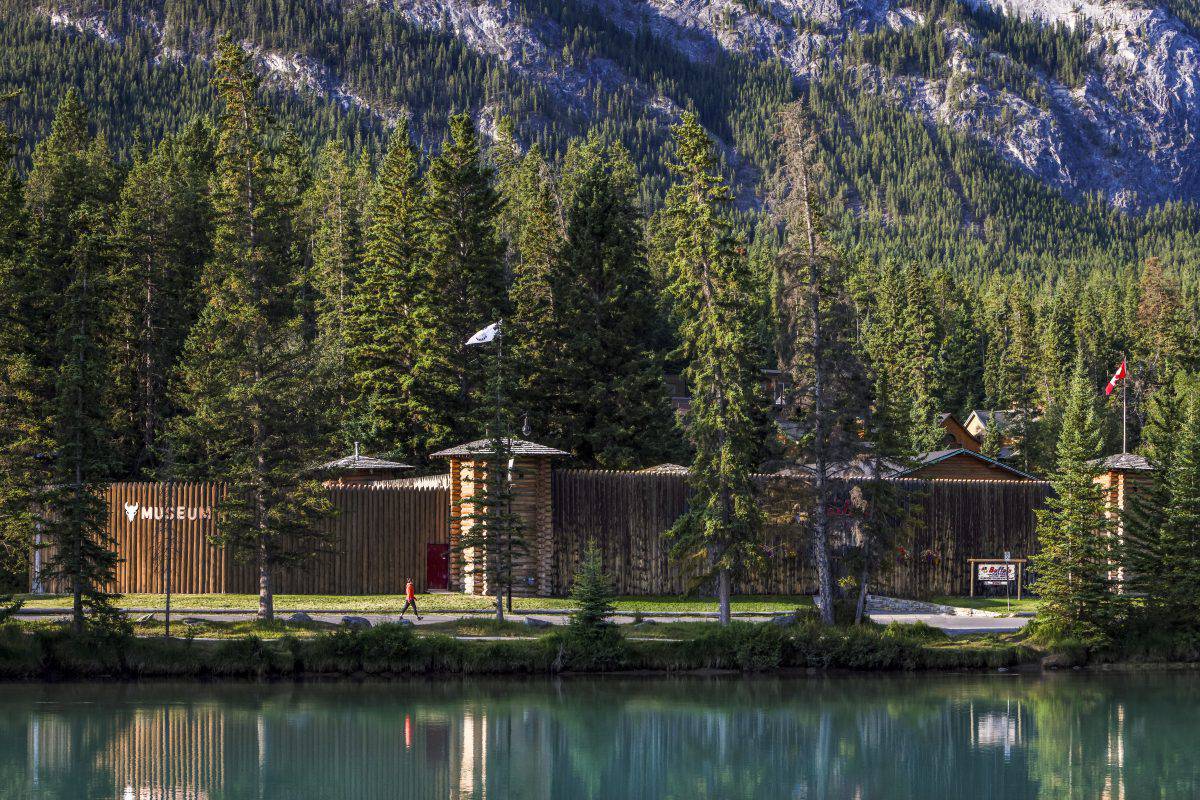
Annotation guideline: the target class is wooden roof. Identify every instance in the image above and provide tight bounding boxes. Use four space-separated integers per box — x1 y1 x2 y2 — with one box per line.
1088 452 1153 472
318 453 414 472
430 438 569 458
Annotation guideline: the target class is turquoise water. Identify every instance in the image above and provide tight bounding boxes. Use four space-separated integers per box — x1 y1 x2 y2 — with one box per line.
0 674 1196 799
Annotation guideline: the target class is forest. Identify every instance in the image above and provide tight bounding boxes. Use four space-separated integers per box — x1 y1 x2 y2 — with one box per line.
3 4 1200 632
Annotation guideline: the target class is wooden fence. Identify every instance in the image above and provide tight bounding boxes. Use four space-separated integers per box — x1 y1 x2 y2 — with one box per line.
35 471 1049 598
35 482 449 595
551 470 1051 598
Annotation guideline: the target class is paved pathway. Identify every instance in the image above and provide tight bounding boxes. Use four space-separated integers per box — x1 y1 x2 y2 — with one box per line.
866 612 1030 635
14 608 1030 635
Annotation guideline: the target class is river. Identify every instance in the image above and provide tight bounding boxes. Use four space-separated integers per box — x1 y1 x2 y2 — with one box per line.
0 673 1195 799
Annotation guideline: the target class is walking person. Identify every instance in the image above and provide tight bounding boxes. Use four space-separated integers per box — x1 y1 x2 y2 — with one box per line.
400 578 422 620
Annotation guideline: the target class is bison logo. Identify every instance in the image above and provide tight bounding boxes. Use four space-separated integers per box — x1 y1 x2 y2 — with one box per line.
123 503 139 522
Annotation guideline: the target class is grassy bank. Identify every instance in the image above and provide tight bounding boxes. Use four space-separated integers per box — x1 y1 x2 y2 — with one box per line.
0 618 1036 680
18 593 813 614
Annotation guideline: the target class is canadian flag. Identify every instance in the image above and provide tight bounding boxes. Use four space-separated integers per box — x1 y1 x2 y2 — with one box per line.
1105 360 1127 396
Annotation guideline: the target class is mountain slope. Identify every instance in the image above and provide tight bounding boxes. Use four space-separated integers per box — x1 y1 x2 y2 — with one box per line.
4 0 1200 273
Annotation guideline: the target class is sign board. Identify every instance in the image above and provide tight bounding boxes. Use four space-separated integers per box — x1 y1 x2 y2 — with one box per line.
977 563 1016 586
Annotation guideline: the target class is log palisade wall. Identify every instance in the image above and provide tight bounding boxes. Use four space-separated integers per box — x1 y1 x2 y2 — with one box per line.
551 471 1051 598
37 482 449 595
35 472 1048 598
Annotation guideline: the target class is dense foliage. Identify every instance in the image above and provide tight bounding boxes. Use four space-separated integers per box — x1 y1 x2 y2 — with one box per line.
3 0 1200 637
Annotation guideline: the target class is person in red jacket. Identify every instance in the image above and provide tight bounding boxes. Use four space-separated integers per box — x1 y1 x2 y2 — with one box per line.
400 579 422 620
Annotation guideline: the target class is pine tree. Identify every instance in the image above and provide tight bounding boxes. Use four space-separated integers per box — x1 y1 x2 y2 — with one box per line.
1030 356 1122 645
41 203 123 633
661 113 764 626
108 125 213 476
506 146 565 444
565 539 624 667
344 126 440 457
305 140 363 442
771 104 871 625
569 540 618 630
421 113 507 443
0 91 38 586
554 136 679 466
1153 387 1200 629
14 91 119 626
170 38 332 622
1121 373 1183 602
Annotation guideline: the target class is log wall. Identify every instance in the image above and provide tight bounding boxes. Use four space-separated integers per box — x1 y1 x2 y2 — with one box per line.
551 471 1051 598
34 482 449 595
34 472 1048 598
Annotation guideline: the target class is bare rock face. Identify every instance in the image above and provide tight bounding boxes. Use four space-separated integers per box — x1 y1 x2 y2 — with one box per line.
37 0 1200 207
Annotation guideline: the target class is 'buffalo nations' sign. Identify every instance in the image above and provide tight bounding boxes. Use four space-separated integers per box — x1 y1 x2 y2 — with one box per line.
122 503 213 524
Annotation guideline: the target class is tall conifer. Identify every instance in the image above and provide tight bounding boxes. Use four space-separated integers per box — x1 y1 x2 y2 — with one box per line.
661 113 763 626
420 114 507 443
171 39 331 622
1031 356 1122 645
344 125 442 457
771 105 871 625
109 125 213 475
555 136 679 466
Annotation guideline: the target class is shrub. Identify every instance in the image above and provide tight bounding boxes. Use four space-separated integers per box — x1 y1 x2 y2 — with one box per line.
561 541 628 670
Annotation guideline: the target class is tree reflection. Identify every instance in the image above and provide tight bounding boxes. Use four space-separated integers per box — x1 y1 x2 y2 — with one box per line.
0 675 1195 799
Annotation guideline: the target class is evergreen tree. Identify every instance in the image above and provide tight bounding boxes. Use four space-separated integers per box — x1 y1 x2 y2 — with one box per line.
15 91 119 619
554 136 679 466
771 104 870 625
41 203 123 633
1153 386 1200 629
1121 373 1184 602
506 146 566 445
934 297 984 419
108 124 213 475
569 539 618 630
661 113 764 626
1031 356 1122 645
305 140 363 441
897 262 943 452
0 91 38 585
565 539 624 668
344 126 439 457
170 39 331 622
420 113 507 443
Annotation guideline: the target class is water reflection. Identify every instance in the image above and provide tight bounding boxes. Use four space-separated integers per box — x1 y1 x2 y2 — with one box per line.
0 674 1197 799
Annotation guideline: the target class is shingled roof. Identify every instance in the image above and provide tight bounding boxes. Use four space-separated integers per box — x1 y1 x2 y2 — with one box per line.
430 438 569 458
1088 452 1153 472
318 453 414 472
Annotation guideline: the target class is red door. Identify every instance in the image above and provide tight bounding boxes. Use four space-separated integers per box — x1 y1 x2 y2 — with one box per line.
426 543 450 590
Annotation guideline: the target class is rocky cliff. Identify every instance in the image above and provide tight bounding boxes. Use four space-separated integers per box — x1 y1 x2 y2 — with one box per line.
31 0 1200 208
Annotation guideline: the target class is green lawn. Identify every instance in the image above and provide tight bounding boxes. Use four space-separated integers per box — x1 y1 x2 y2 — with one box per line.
931 596 1040 614
17 593 814 614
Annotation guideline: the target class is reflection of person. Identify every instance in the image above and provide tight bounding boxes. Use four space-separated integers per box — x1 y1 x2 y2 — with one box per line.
400 579 422 620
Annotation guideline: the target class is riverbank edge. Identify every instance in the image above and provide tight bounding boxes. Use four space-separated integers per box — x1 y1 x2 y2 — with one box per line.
0 621 1044 680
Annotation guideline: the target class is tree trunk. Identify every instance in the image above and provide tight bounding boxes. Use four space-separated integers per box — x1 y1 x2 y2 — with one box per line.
813 526 835 625
717 568 731 626
72 585 83 635
494 575 505 624
854 561 870 626
257 538 273 622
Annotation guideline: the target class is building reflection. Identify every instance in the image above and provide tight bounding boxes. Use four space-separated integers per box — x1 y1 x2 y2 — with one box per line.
0 677 1185 800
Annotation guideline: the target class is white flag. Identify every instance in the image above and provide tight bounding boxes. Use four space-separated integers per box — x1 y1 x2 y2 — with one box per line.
465 322 500 346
